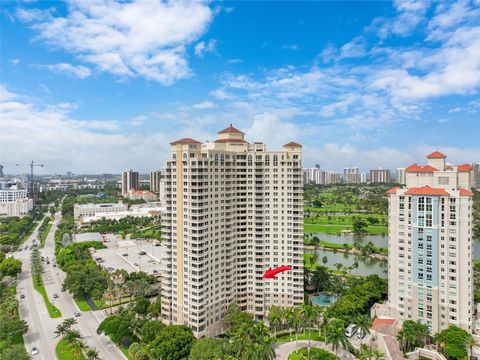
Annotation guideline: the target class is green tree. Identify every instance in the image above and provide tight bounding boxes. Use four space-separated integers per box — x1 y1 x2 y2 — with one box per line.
325 318 348 359
86 348 100 360
189 337 226 360
141 320 165 343
301 304 321 359
433 325 470 360
311 266 331 293
352 315 371 345
397 320 430 353
148 325 195 360
97 314 134 344
268 305 283 337
352 218 368 234
322 256 328 266
0 257 22 278
30 245 43 284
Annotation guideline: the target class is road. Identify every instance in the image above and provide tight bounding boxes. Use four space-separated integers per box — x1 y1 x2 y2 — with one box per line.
15 211 126 360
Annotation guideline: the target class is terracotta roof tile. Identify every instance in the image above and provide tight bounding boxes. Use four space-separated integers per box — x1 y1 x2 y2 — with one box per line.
170 137 202 145
386 186 400 194
283 141 303 147
405 185 449 196
405 163 438 173
218 125 245 135
457 164 473 172
214 138 247 143
427 151 446 158
459 188 474 196
372 318 396 330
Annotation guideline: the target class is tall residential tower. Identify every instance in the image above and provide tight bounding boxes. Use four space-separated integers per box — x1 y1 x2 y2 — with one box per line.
160 125 304 338
121 169 139 194
387 151 474 333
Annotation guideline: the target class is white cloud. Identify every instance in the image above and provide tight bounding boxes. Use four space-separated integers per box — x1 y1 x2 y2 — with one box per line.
282 44 300 51
46 63 92 79
10 59 20 66
18 0 214 85
194 39 217 57
193 101 215 110
339 37 367 59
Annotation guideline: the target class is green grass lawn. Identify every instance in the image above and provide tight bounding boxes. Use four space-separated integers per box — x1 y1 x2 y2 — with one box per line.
288 347 336 360
55 338 85 360
74 297 91 311
304 223 387 235
275 331 323 343
33 275 62 318
39 222 52 248
120 345 133 360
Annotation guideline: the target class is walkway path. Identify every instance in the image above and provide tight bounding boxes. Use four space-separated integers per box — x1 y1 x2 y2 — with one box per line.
274 340 357 360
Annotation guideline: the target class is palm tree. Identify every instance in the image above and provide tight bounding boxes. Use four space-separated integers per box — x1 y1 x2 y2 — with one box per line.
291 307 304 347
268 306 283 337
86 348 100 360
77 341 88 359
65 329 82 359
322 256 328 266
465 335 478 359
301 304 321 359
352 315 371 345
284 307 295 339
325 319 348 359
334 263 343 272
55 323 69 353
63 317 78 329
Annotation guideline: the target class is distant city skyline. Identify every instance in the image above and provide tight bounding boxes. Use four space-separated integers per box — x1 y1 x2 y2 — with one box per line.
1 1 480 173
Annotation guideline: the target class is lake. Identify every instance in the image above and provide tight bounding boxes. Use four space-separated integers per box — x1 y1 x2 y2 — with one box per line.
306 248 388 278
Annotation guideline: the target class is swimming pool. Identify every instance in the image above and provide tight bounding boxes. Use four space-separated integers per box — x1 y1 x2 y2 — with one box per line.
311 292 337 306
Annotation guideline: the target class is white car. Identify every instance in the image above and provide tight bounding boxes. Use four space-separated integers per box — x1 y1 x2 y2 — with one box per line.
31 346 39 355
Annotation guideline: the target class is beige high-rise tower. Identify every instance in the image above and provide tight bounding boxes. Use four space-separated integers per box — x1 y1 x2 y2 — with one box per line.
387 151 474 333
160 125 304 338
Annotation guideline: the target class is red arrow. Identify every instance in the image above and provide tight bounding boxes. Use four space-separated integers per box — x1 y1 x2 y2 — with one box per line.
263 265 292 279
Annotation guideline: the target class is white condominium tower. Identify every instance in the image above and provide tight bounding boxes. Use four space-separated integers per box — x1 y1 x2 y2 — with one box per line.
160 125 304 338
387 151 474 333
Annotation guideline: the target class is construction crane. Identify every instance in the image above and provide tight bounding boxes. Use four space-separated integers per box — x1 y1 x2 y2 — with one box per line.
15 161 44 205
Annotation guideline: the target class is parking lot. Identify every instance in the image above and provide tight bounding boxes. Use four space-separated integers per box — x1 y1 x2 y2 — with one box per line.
90 236 168 276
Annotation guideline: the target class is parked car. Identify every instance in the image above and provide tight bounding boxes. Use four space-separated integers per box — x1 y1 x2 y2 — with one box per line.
20 294 25 299
74 311 81 317
122 253 128 257
357 328 366 339
138 251 147 255
345 324 355 338
53 293 59 299
31 346 39 355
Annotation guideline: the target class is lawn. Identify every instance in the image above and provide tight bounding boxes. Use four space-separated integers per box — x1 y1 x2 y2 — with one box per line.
288 347 336 360
33 275 62 318
55 338 85 360
304 223 387 235
275 331 323 343
74 297 91 311
39 221 52 248
120 345 133 360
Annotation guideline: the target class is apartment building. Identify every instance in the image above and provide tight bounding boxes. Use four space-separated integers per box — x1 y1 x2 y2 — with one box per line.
370 168 391 183
387 151 474 334
150 170 162 193
473 163 480 189
303 166 342 185
396 167 406 185
0 188 27 202
344 167 360 184
121 169 139 194
160 125 304 338
0 198 33 217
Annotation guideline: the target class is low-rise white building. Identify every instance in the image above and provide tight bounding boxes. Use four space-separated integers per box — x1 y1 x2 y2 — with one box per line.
79 203 164 224
0 198 33 217
0 188 27 202
74 202 128 220
124 190 157 201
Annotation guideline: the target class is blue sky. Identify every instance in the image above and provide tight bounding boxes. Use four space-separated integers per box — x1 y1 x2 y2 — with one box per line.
1 0 480 174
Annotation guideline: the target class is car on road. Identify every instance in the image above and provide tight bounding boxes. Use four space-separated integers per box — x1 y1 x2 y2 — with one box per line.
31 346 39 355
20 294 25 299
134 263 139 266
53 263 57 267
122 253 128 257
74 311 81 317
138 251 147 255
24 246 28 250
53 293 59 299
345 324 355 338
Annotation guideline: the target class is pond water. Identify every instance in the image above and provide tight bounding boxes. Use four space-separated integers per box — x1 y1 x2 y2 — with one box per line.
309 233 480 260
306 248 388 278
308 233 388 248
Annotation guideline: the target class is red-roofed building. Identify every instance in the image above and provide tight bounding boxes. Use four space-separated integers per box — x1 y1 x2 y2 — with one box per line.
218 124 245 135
427 151 446 159
404 186 450 196
386 186 400 194
170 137 202 145
387 152 474 334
